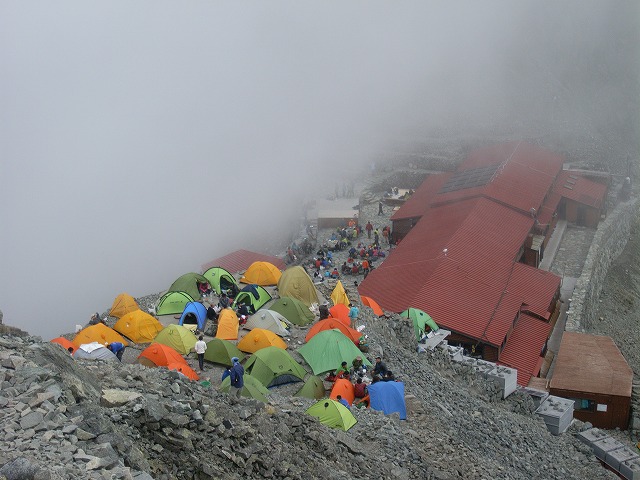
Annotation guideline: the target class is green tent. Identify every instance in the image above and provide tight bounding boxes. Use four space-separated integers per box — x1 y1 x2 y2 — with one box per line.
244 346 307 387
269 297 314 326
156 291 195 316
306 399 357 431
298 329 372 375
294 375 326 399
204 338 244 366
202 267 239 295
232 285 272 313
220 374 270 403
153 324 198 355
401 307 439 341
169 272 210 301
277 266 319 307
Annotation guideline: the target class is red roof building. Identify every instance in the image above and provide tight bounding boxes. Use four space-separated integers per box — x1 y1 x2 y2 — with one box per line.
360 142 608 385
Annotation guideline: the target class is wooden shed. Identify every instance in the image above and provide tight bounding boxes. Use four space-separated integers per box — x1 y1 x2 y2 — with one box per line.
549 332 633 430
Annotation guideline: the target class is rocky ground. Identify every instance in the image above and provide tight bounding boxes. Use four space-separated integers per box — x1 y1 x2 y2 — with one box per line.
2 132 639 479
2 185 636 480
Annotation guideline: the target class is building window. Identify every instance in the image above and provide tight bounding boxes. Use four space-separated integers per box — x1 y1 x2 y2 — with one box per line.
570 398 596 412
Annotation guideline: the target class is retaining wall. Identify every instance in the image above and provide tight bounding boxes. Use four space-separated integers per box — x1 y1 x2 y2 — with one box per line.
565 197 640 332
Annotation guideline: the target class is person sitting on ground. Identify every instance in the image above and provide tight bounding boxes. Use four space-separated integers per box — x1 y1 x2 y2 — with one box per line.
383 370 396 382
341 262 350 275
324 370 337 382
358 335 370 353
207 304 221 323
237 303 250 318
107 342 125 362
372 356 388 377
336 361 350 379
336 394 350 409
354 377 368 399
351 263 360 275
351 355 364 375
219 292 230 309
354 394 370 409
330 268 340 279
90 312 101 325
349 246 357 257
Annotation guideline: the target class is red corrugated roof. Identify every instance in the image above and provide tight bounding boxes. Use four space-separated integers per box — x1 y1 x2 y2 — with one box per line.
498 312 551 386
553 170 607 209
391 174 451 221
201 249 286 273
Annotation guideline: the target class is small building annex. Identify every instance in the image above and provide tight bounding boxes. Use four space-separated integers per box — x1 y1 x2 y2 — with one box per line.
359 142 609 386
549 332 633 430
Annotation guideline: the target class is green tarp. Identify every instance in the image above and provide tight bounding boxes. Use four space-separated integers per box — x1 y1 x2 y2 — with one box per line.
269 297 314 326
401 307 439 341
306 399 357 431
294 375 326 399
244 346 306 387
156 291 195 316
204 338 244 366
298 329 371 375
220 374 270 403
169 272 210 301
202 267 239 295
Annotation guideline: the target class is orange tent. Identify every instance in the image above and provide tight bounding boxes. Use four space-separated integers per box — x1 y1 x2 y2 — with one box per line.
216 309 239 340
240 261 282 286
109 293 140 318
330 378 355 405
113 310 164 343
51 337 77 353
237 328 287 353
329 304 351 327
305 319 361 345
166 362 200 381
73 323 129 348
138 343 187 367
360 295 384 316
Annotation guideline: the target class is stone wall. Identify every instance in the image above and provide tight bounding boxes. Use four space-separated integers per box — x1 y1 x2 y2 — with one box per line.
565 197 640 332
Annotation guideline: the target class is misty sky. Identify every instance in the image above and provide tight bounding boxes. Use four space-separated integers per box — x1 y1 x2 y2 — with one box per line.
1 1 637 340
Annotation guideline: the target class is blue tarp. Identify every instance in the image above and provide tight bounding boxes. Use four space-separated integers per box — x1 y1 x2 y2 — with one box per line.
179 302 207 331
367 381 407 420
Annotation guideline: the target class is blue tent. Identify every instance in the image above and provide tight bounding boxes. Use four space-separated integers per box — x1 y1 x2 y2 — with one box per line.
368 381 406 420
179 302 208 331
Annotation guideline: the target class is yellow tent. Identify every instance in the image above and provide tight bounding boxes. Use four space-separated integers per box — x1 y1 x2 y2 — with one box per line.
237 328 287 353
240 261 282 286
109 293 140 318
113 310 164 343
330 280 350 307
216 309 239 341
73 323 129 348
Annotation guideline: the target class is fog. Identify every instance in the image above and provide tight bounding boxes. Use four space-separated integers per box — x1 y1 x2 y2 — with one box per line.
1 1 637 340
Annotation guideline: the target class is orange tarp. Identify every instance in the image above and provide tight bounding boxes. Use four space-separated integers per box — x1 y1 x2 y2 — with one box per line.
138 343 187 367
51 337 77 353
305 319 361 345
329 304 351 327
360 295 384 316
330 378 355 405
237 328 287 353
73 323 129 348
166 362 200 381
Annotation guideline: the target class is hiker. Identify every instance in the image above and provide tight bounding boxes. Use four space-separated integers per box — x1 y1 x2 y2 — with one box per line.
221 366 231 382
383 370 396 382
89 312 101 325
194 335 207 371
67 347 74 357
324 370 337 382
351 355 364 375
336 394 350 409
319 304 330 320
361 258 370 278
229 357 244 403
237 303 250 318
348 303 359 328
365 221 373 239
207 304 220 322
330 268 340 279
372 356 388 377
219 293 230 309
354 377 368 399
337 361 350 380
341 262 350 275
373 229 379 246
107 342 125 361
378 201 384 215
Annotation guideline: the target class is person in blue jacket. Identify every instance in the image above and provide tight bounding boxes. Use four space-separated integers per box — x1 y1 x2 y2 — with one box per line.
107 342 125 361
229 357 244 403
